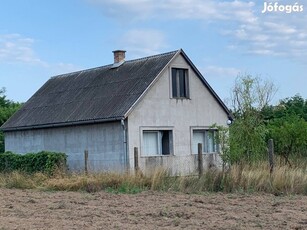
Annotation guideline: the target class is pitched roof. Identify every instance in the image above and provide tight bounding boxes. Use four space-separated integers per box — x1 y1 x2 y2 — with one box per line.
2 49 231 131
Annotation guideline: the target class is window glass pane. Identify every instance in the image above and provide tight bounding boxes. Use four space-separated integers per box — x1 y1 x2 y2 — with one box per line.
179 69 186 97
143 130 173 156
171 68 188 98
172 69 177 97
184 69 189 98
161 131 170 155
206 131 214 152
193 130 218 153
206 130 217 152
143 132 158 156
193 131 205 153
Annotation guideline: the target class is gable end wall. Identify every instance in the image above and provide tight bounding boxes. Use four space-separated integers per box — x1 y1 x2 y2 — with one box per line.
127 54 228 175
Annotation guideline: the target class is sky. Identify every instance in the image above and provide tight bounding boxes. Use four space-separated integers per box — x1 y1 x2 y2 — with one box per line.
0 0 306 106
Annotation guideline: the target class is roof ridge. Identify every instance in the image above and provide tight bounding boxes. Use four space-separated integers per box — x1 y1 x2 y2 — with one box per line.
125 49 179 63
51 49 180 79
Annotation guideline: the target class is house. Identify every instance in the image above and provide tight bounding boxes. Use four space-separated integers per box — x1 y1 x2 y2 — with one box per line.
1 49 231 175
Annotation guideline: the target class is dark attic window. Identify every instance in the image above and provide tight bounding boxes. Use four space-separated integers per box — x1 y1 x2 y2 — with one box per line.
171 68 189 98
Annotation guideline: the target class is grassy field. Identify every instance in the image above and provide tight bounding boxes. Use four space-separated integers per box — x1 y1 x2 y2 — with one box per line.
0 160 306 195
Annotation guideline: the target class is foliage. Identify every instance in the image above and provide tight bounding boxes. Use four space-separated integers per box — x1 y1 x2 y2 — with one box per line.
0 87 21 125
231 75 276 117
267 115 307 164
0 88 22 153
229 119 267 164
0 151 67 175
227 75 276 164
211 124 230 170
228 76 307 166
262 94 307 121
261 95 307 164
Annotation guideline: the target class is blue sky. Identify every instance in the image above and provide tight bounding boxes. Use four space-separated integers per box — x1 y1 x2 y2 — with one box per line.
0 0 306 106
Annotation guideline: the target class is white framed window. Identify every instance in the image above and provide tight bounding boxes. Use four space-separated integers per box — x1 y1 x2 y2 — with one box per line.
192 129 218 154
171 68 189 98
142 130 173 156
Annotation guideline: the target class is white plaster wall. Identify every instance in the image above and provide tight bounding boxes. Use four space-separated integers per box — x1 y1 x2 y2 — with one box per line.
127 54 228 175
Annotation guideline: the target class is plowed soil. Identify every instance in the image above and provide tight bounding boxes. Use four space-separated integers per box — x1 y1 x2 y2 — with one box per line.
0 188 306 230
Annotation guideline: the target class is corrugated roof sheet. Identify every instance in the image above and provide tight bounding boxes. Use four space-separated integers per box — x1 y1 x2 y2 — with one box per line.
2 50 178 130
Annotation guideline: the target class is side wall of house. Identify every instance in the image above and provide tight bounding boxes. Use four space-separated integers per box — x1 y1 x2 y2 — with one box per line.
4 121 126 172
127 54 229 175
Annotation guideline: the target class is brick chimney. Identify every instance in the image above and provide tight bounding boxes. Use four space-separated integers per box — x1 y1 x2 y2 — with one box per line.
113 50 126 63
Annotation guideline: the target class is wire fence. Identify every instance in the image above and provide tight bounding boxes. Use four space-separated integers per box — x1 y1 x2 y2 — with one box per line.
136 150 223 176
65 144 223 176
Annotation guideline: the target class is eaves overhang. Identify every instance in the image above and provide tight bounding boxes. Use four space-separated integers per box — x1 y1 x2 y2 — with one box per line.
1 116 124 132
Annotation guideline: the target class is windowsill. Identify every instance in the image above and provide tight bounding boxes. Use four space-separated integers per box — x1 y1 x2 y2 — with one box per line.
171 97 191 100
141 154 173 158
192 152 220 155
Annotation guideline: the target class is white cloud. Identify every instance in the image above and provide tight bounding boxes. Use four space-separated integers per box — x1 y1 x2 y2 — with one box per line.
0 34 46 66
263 21 296 34
203 65 241 78
88 0 255 23
87 0 157 21
222 5 307 61
0 33 81 73
50 63 82 76
120 29 168 57
88 0 307 62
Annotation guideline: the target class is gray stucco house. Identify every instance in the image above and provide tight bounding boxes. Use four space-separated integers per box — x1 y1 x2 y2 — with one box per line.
1 49 231 175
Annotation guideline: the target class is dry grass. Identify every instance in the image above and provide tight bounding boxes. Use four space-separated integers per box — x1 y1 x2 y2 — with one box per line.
227 163 307 194
44 171 151 193
0 160 306 195
0 171 47 189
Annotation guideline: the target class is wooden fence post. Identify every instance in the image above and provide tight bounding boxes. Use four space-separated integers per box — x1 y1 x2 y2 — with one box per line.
84 150 88 174
198 143 203 178
268 139 274 174
134 147 139 173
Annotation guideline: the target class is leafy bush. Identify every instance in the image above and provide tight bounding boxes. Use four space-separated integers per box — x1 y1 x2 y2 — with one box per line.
0 151 67 174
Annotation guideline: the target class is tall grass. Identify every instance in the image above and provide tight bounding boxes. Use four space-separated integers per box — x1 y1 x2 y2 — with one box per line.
0 159 306 195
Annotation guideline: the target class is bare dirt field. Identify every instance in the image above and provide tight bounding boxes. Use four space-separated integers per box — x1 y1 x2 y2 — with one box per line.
0 188 306 230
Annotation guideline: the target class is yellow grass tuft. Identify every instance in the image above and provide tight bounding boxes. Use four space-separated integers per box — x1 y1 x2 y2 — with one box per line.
0 171 36 189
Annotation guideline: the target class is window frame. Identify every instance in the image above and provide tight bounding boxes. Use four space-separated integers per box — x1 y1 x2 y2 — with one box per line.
140 127 174 157
170 67 190 99
191 127 219 154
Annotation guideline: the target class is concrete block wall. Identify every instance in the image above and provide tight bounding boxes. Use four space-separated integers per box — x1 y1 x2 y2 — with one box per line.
4 121 126 172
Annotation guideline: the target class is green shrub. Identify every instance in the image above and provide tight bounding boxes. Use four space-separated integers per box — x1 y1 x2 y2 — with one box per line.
0 151 67 174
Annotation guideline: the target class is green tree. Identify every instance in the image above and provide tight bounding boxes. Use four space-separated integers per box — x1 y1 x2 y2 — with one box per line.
0 88 21 152
267 115 307 165
227 75 276 164
262 94 307 121
262 95 307 165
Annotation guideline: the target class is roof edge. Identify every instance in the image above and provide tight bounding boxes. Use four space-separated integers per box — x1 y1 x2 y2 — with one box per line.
1 117 124 132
